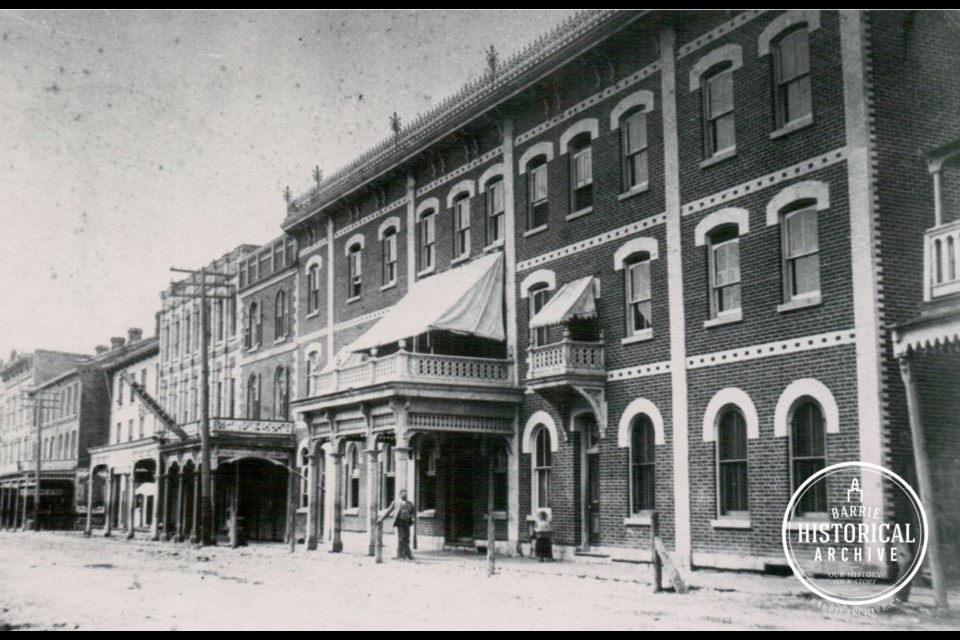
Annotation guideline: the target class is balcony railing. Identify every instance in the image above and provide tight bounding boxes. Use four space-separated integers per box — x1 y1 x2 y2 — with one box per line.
314 351 514 396
926 219 960 300
527 337 605 381
0 459 75 474
211 419 293 436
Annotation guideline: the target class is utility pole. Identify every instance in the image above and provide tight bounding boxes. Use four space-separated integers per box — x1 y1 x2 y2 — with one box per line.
27 390 58 532
170 265 234 546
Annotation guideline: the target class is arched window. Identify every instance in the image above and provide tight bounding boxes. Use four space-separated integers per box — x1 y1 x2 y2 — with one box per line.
791 399 827 515
624 252 653 337
630 415 656 514
568 133 593 212
533 426 552 511
717 406 748 516
485 177 505 245
274 367 288 421
419 209 436 273
418 437 438 512
275 290 288 339
381 443 395 507
300 447 310 509
305 350 319 397
381 227 398 286
782 203 820 302
246 301 262 349
527 156 549 230
707 225 741 319
246 373 260 420
347 243 362 299
307 264 320 314
702 63 736 159
528 283 552 347
347 444 360 511
621 109 648 191
453 193 471 259
773 26 812 129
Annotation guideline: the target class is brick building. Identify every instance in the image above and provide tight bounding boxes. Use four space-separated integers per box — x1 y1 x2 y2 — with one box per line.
265 9 960 574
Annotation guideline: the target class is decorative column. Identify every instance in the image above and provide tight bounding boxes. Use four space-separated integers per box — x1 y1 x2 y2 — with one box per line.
366 446 380 556
12 480 20 530
306 451 321 551
1 485 8 530
84 470 95 537
190 468 200 543
104 469 114 537
175 470 184 542
330 448 343 553
20 478 29 532
151 467 163 541
126 473 136 539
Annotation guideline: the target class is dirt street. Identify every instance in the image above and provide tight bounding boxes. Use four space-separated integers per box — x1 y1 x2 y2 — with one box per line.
0 531 957 630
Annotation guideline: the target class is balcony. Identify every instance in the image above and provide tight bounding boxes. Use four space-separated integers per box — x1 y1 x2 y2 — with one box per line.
314 351 515 397
0 459 75 475
176 419 293 438
927 220 960 300
526 336 605 388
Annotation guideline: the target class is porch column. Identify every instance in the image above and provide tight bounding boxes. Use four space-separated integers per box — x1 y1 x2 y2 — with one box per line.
366 447 380 556
306 451 321 550
104 469 114 537
151 469 163 541
899 355 949 609
210 471 217 542
1 485 8 530
20 479 29 531
175 470 184 542
126 473 136 540
190 469 200 544
12 480 20 530
394 447 412 501
330 451 343 552
84 470 95 537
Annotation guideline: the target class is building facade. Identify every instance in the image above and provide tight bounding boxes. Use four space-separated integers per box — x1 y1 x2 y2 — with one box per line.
272 9 960 573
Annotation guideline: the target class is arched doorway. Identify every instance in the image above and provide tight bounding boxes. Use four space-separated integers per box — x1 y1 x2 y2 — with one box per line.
216 457 288 543
575 412 600 549
132 459 157 530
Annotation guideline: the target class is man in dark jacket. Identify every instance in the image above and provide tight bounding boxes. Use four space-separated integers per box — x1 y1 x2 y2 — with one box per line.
379 489 416 560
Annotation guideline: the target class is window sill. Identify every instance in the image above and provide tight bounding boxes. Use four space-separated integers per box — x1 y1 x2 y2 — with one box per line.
417 509 436 519
710 517 751 530
344 508 359 517
621 330 654 345
699 147 737 169
246 346 260 354
703 310 742 328
524 225 548 238
482 511 508 521
380 281 397 292
618 182 650 201
786 517 830 531
624 515 653 527
565 206 593 221
416 266 435 279
451 253 471 266
777 293 821 313
345 296 361 304
484 240 504 253
770 114 814 140
274 336 287 345
306 310 320 319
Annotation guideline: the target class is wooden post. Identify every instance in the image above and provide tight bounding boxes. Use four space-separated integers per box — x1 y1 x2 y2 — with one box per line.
487 449 496 577
175 470 184 542
20 479 29 531
306 452 320 551
330 451 343 552
651 510 662 593
84 469 95 537
190 469 200 544
1 485 8 529
12 480 20 530
366 447 380 557
152 470 164 541
230 461 240 548
899 355 949 609
104 469 114 537
126 473 136 539
288 456 297 553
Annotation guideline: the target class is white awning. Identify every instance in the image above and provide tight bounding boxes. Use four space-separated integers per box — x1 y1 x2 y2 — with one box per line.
530 276 597 329
346 252 504 353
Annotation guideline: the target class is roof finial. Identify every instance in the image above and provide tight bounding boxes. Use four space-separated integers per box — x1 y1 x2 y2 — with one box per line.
486 45 499 80
313 165 323 192
390 111 402 139
283 186 292 205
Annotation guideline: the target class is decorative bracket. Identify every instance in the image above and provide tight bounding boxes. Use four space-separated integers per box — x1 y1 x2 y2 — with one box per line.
572 385 607 439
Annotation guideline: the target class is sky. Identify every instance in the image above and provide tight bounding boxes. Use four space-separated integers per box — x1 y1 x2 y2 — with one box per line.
0 9 576 362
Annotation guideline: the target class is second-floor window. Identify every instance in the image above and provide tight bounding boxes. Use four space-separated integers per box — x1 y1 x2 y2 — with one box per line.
274 367 288 421
486 178 504 245
782 205 820 302
527 158 549 230
246 373 260 420
245 301 262 349
382 228 398 286
569 134 593 212
708 226 741 318
419 210 435 272
774 27 812 129
625 254 653 336
529 283 552 347
622 110 648 191
454 194 471 259
348 243 362 299
703 64 736 159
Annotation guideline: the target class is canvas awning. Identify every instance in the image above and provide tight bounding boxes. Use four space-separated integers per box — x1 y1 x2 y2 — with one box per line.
529 276 597 329
346 252 504 353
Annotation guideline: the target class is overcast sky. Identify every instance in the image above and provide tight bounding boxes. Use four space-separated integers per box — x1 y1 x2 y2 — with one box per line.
0 9 575 362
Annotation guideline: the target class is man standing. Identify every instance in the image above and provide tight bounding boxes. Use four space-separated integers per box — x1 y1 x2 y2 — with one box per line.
379 489 416 560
